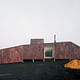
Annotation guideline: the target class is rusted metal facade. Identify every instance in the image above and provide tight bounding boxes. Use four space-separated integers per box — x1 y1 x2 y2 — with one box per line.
55 42 80 59
0 46 23 64
23 44 44 60
0 41 80 64
23 42 80 60
43 42 80 59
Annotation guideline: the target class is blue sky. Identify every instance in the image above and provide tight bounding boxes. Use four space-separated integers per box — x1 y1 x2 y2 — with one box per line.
0 0 80 49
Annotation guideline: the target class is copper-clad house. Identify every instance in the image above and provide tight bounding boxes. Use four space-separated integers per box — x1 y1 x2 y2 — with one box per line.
0 39 80 64
23 39 80 60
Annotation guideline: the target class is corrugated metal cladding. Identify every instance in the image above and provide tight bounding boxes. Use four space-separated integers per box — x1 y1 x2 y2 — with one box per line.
30 39 44 44
0 46 23 64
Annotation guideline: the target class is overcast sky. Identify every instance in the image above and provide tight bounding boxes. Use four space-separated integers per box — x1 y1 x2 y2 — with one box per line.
0 0 80 49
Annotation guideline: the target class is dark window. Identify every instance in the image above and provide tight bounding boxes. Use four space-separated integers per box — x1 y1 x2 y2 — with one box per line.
45 50 52 57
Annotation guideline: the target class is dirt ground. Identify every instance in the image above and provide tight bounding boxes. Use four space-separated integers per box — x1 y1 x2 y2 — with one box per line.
0 60 80 80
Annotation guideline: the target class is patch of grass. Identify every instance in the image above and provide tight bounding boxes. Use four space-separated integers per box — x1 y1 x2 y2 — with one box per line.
0 73 12 77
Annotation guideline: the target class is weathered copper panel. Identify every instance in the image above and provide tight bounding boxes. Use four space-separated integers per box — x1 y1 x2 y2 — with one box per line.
23 44 44 60
23 42 80 60
55 42 69 59
55 42 80 59
0 46 23 64
44 42 80 59
23 45 33 59
0 41 80 64
70 43 80 59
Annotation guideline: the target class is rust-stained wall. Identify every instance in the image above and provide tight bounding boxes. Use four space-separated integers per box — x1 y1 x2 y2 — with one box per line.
55 42 80 59
23 44 44 60
0 46 23 64
0 41 80 64
43 42 80 59
69 42 80 59
23 42 80 60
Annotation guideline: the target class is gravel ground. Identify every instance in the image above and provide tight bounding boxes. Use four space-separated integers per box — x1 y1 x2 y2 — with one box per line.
0 60 79 80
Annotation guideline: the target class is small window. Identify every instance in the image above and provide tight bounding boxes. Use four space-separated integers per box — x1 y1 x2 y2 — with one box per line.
44 47 53 58
45 49 52 57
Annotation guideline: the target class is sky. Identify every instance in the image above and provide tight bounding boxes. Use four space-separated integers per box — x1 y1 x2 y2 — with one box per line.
0 0 80 49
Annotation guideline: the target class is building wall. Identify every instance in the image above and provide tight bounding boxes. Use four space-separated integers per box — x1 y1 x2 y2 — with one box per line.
55 42 80 59
70 42 80 59
23 44 44 60
55 42 70 59
0 46 23 64
0 41 80 64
